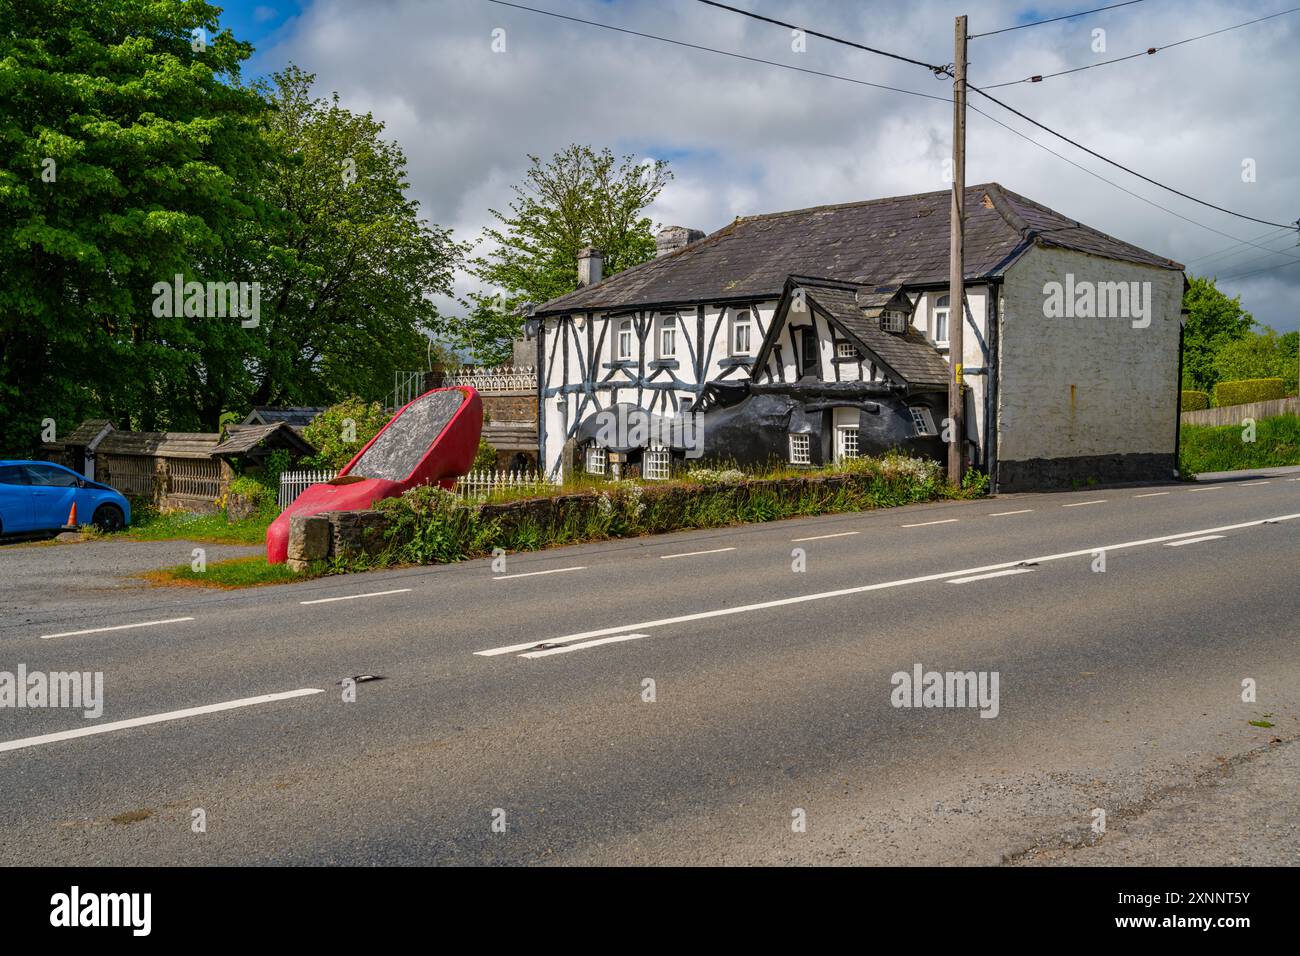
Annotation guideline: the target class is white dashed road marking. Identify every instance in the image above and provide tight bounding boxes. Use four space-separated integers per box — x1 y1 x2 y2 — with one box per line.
491 567 586 581
1062 500 1107 508
0 689 324 754
791 531 860 542
901 519 959 528
1134 492 1170 498
469 512 1300 658
300 588 412 605
660 547 737 559
40 617 195 640
988 509 1033 516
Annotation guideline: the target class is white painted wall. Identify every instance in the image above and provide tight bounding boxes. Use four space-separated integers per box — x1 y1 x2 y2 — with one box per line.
997 245 1183 463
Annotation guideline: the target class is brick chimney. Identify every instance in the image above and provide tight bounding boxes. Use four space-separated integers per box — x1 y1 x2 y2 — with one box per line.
655 225 705 258
577 246 603 287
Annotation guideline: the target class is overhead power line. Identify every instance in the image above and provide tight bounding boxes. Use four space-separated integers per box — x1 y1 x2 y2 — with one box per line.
489 0 1300 257
1217 254 1300 282
690 0 1299 232
969 1 1146 39
485 0 950 103
984 6 1300 88
694 0 949 74
966 104 1300 266
966 82 1299 230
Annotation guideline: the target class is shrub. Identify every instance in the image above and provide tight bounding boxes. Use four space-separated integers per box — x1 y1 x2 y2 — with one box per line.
473 437 497 471
1212 378 1285 408
1180 390 1210 412
301 398 391 469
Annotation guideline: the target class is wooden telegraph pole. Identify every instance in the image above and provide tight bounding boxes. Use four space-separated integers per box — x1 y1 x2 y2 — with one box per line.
948 15 967 486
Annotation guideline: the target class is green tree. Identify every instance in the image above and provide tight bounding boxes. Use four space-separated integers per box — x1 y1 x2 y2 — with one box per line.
1213 327 1300 390
241 66 465 410
0 0 268 453
1181 276 1255 393
456 145 672 364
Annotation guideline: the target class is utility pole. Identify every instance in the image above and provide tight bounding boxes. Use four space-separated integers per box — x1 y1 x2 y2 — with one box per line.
947 15 967 486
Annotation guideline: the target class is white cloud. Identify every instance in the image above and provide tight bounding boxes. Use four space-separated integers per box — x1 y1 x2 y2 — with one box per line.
253 0 1300 331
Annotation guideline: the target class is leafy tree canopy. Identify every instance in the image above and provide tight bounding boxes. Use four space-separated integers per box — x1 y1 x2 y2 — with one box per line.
453 145 672 364
1181 276 1255 393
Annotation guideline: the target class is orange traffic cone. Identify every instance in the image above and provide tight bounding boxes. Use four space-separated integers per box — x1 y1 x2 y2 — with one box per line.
67 502 77 528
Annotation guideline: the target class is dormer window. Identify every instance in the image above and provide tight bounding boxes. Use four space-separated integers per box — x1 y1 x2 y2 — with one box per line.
881 309 907 333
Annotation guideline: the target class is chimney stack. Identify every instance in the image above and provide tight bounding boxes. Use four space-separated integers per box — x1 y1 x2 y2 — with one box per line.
577 246 603 287
655 225 705 258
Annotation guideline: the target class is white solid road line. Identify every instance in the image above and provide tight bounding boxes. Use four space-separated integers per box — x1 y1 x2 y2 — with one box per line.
1164 535 1226 547
40 617 195 640
0 689 324 754
1134 492 1170 498
473 511 1300 656
518 633 650 659
1063 500 1107 507
300 588 412 605
901 519 959 528
947 568 1034 584
989 509 1034 516
791 531 860 542
660 547 737 559
492 566 586 580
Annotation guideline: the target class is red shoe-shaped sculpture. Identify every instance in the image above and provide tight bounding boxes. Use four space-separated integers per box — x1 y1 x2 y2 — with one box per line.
267 386 483 564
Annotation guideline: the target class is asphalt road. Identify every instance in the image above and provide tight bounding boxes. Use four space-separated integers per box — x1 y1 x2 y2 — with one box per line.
1 471 1297 865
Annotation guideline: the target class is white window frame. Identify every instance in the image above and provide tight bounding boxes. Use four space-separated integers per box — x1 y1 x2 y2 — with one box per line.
788 433 811 465
731 309 753 357
909 406 938 437
932 294 950 346
836 426 860 461
836 341 857 359
658 313 677 359
585 446 606 475
881 310 907 333
643 445 671 481
617 318 634 360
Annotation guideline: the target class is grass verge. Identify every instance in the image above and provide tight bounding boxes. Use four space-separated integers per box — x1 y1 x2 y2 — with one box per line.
1180 414 1300 475
117 504 274 545
142 555 318 588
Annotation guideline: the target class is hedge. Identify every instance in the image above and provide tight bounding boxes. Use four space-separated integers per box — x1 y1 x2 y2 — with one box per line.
1180 390 1210 412
1212 378 1286 408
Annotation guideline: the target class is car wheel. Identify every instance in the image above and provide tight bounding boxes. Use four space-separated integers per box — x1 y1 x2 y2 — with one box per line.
92 504 125 532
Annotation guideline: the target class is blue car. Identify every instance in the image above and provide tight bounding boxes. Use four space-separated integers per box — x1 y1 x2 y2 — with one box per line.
0 460 131 535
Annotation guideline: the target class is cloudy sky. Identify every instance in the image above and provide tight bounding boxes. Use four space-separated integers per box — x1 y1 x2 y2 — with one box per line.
219 0 1300 332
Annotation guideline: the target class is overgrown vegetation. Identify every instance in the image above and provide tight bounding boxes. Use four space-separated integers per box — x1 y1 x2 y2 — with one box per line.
119 502 274 545
300 398 390 468
1180 414 1300 475
342 453 986 571
143 556 315 588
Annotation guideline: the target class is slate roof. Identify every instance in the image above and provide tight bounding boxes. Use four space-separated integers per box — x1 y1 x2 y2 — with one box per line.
802 282 951 389
243 406 326 427
215 422 316 458
97 432 222 460
65 420 114 446
533 183 1183 316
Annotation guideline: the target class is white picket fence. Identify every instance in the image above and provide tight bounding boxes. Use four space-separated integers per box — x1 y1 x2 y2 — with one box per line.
278 469 338 508
277 467 546 508
455 469 545 500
